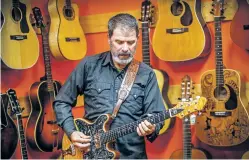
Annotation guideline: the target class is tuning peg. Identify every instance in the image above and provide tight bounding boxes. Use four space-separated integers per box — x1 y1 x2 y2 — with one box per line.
210 11 214 15
195 96 200 100
198 111 202 116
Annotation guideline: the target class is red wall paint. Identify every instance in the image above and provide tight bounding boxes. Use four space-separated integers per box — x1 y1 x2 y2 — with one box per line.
1 0 249 159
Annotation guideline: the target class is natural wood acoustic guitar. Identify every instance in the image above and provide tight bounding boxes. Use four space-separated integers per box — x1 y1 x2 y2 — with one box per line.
196 0 249 147
139 0 173 135
48 0 87 60
170 75 209 159
26 7 63 152
1 0 39 69
230 0 249 50
152 0 211 61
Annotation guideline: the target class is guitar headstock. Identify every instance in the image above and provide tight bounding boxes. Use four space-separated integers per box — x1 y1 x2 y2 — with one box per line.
181 75 192 101
139 0 152 23
210 0 225 17
32 7 45 28
6 89 22 115
174 96 207 119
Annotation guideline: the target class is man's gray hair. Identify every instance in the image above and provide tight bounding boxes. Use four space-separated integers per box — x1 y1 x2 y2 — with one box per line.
108 13 139 38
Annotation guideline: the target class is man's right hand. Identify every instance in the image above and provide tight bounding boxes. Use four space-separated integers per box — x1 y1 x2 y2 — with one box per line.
70 131 91 153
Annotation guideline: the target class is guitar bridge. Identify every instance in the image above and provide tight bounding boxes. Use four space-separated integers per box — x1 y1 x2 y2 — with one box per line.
10 35 27 40
65 37 80 42
210 111 232 117
166 28 189 34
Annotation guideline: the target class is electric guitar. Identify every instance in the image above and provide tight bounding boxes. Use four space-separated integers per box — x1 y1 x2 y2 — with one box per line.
1 93 18 159
61 97 207 159
1 0 39 69
48 0 87 60
152 0 211 61
230 0 249 50
26 7 64 152
170 75 208 159
139 0 173 135
7 89 28 159
196 0 249 146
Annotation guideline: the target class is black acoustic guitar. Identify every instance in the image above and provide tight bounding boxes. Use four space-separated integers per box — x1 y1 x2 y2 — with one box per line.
1 93 18 159
7 89 28 159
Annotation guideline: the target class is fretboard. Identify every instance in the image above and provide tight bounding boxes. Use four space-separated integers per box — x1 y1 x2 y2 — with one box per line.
101 108 182 143
141 22 151 66
214 17 224 87
65 0 72 7
41 28 55 93
12 0 20 8
16 113 28 159
183 115 191 159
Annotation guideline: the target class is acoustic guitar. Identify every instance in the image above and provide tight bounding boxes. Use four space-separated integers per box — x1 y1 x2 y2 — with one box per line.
1 0 39 69
196 0 249 147
61 97 207 159
1 93 18 159
230 0 249 50
26 7 64 152
170 75 208 159
7 89 29 159
152 0 211 61
48 0 87 60
139 0 173 135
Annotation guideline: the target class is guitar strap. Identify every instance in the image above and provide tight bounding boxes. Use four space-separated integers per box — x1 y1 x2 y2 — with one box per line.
111 59 140 119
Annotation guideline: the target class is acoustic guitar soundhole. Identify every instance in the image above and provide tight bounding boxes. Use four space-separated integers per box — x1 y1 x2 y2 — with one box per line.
63 7 75 20
11 7 22 22
214 86 228 101
171 2 183 16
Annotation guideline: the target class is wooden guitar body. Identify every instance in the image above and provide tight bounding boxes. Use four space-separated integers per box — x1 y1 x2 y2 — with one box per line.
1 0 39 69
242 151 249 159
1 94 18 159
152 0 210 61
26 80 64 152
230 0 249 50
196 69 249 146
154 69 174 134
48 0 87 60
170 149 207 159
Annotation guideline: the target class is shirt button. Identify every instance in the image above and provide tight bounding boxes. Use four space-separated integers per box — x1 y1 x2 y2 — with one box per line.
115 90 118 93
98 89 101 91
134 95 137 97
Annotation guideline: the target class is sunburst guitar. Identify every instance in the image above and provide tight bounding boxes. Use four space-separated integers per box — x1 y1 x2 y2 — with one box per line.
1 0 39 69
48 0 87 60
152 0 211 61
196 0 249 146
139 0 173 134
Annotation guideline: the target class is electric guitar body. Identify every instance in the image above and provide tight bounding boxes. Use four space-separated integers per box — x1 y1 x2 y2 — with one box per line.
48 0 87 60
1 0 39 69
152 0 211 61
230 0 249 50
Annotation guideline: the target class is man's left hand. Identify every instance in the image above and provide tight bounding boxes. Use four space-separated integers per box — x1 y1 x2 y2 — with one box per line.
136 120 156 136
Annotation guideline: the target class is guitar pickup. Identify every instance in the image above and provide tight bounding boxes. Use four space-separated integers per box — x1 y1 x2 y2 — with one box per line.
65 37 80 42
210 111 232 117
10 35 27 41
243 25 249 30
166 28 188 34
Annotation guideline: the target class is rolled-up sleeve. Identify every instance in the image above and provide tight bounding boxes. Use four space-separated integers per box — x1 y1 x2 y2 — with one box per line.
53 58 88 137
143 71 167 142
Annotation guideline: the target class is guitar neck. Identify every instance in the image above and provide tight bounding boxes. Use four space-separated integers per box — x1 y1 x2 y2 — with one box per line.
65 0 72 7
214 17 224 87
41 28 55 93
183 116 192 159
16 113 28 159
102 108 181 143
142 22 151 66
12 0 20 8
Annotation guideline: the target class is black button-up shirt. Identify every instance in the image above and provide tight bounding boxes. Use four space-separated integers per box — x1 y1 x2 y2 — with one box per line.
53 51 166 159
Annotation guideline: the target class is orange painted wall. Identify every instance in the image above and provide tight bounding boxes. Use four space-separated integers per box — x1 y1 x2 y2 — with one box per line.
1 0 249 159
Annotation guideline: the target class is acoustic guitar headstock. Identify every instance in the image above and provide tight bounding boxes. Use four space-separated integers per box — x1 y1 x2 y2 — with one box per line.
210 0 225 17
139 0 153 23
